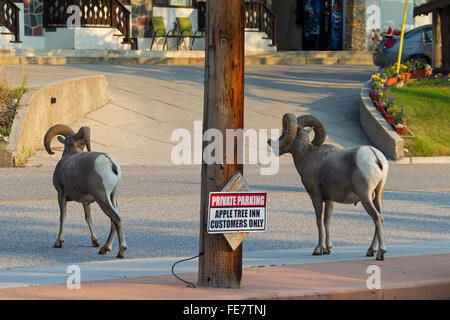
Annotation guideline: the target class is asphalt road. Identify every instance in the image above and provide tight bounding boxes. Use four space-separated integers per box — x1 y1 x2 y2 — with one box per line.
1 163 449 269
1 64 448 270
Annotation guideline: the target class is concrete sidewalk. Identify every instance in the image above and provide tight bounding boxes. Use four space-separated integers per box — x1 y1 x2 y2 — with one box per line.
0 253 448 300
1 241 449 299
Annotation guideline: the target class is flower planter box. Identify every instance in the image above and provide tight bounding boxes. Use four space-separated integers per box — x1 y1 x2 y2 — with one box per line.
395 126 407 135
385 114 394 124
400 73 412 80
413 70 427 78
385 77 398 86
414 70 432 78
375 102 384 113
370 92 378 102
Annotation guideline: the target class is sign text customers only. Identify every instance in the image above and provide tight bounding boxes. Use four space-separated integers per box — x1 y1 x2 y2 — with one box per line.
207 192 267 233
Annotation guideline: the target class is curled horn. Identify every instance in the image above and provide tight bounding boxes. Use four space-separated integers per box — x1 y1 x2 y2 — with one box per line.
268 113 298 150
76 126 91 152
297 115 326 147
43 124 74 155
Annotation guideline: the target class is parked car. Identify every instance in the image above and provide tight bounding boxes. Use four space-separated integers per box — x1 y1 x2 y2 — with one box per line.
373 24 432 66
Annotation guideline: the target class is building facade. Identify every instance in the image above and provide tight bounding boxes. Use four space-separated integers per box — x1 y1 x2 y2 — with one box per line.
0 0 431 52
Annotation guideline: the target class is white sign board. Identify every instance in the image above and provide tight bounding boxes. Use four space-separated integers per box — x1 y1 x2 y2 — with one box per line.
207 192 267 234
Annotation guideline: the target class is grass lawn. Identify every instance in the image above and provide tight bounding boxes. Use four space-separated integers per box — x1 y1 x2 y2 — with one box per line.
389 78 450 157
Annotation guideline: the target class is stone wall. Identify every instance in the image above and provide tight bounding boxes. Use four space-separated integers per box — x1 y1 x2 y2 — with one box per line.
24 0 43 36
23 0 152 39
344 0 367 51
131 0 153 39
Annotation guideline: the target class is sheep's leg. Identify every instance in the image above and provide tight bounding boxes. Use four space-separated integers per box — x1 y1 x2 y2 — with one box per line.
96 198 127 258
99 220 116 255
54 193 67 248
360 196 386 261
83 203 100 247
98 186 119 255
367 231 378 257
110 185 119 209
311 196 326 256
367 185 385 257
324 201 334 254
374 185 385 224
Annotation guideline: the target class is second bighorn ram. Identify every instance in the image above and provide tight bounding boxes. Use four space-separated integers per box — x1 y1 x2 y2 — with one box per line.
44 124 127 258
268 114 389 260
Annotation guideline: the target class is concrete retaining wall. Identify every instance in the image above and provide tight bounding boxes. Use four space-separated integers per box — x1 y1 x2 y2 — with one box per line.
360 80 404 159
0 75 109 167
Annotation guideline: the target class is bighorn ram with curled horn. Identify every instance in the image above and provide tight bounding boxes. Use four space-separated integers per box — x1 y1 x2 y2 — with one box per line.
268 114 389 260
44 124 127 258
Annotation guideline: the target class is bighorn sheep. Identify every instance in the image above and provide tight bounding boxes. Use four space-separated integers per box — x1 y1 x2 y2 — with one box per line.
268 114 389 260
44 124 127 258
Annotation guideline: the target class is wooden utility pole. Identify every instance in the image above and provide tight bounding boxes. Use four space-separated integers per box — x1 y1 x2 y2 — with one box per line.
198 0 245 288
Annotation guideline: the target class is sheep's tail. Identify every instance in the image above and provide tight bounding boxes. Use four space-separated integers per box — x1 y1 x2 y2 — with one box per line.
368 147 383 171
103 154 119 175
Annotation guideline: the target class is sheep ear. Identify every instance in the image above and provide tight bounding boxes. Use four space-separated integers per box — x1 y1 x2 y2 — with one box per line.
76 127 91 152
57 136 65 144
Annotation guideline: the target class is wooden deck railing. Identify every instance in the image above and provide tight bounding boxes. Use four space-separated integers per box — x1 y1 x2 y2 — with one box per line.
0 0 21 43
44 0 137 49
197 1 277 46
245 2 277 46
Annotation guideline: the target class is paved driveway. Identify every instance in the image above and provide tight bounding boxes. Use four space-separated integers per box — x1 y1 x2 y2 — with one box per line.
6 64 376 166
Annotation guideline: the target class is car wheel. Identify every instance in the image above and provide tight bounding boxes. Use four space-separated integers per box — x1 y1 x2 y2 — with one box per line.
408 54 431 65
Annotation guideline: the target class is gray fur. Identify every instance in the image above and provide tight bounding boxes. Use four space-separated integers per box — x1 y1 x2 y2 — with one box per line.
269 113 389 260
46 125 127 259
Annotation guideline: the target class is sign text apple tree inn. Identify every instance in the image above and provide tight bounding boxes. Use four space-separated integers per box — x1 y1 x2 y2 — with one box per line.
208 192 267 233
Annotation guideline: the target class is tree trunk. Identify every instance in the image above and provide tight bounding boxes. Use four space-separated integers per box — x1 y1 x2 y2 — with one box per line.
198 0 245 289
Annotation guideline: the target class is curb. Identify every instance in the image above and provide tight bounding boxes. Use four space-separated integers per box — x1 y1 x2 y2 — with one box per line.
360 79 450 164
267 280 450 300
0 76 110 167
360 80 404 159
390 156 450 165
0 50 375 66
1 253 449 300
0 56 375 66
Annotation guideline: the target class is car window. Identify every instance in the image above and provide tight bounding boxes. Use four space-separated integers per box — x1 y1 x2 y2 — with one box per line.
424 29 432 42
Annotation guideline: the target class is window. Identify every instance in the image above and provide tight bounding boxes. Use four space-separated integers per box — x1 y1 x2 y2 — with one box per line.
424 29 432 43
153 0 195 7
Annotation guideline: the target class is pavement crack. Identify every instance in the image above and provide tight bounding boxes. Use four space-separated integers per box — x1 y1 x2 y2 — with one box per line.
85 116 109 126
151 98 202 114
109 101 158 121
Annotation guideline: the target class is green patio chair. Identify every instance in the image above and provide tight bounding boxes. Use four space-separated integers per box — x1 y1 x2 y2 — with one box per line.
176 17 204 50
150 16 179 51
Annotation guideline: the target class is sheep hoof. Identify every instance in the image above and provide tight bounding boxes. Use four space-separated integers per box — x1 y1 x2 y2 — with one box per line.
312 247 324 255
54 240 64 248
98 246 111 255
117 246 127 259
376 249 386 261
92 239 101 247
366 248 376 257
323 248 331 255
